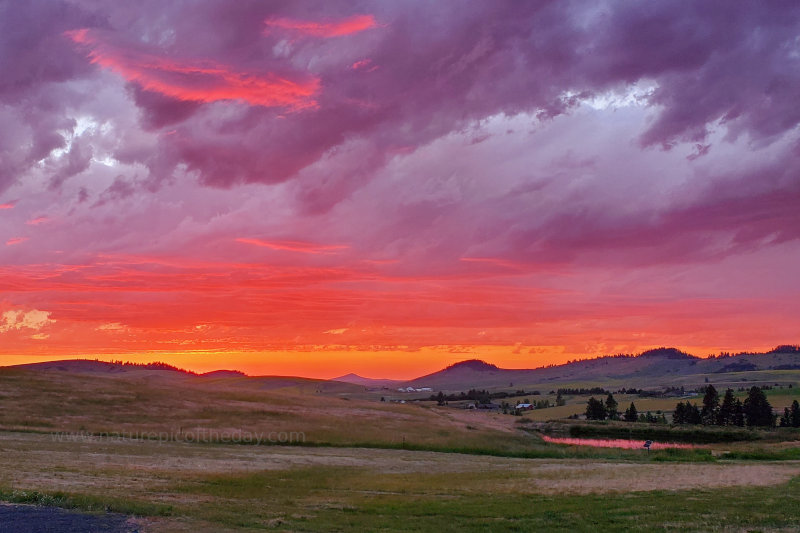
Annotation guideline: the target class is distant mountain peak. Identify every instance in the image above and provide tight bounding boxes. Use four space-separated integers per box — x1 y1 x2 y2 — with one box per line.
331 373 400 387
335 373 362 379
637 347 696 360
445 359 499 372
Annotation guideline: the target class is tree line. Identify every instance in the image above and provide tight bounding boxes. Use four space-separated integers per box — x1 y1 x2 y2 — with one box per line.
585 385 780 427
584 394 666 423
779 400 800 427
431 388 542 405
673 385 774 427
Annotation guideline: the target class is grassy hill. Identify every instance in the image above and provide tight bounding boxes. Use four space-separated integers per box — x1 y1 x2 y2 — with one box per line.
0 366 532 453
401 346 800 392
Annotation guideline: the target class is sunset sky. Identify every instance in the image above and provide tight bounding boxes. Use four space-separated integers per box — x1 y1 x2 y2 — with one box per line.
1 1 799 378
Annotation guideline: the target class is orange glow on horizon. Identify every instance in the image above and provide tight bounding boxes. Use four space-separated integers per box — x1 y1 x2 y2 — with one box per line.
1 254 796 380
0 342 786 381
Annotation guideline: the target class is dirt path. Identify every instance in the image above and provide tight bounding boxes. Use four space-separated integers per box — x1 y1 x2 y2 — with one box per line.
0 503 136 533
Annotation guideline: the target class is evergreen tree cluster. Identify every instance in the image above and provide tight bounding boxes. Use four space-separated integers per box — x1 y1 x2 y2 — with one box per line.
619 386 685 398
430 388 542 404
672 401 702 425
585 394 620 420
674 385 775 427
560 387 609 396
638 411 668 424
623 402 638 421
584 395 666 424
779 400 800 428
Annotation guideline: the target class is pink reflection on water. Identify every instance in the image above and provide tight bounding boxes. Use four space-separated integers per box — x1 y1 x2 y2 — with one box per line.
542 435 694 450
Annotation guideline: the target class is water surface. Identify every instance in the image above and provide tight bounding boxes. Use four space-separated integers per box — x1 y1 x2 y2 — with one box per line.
542 435 695 450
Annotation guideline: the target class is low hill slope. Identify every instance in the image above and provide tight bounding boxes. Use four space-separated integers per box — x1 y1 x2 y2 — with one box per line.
331 373 401 388
403 346 800 391
0 366 526 452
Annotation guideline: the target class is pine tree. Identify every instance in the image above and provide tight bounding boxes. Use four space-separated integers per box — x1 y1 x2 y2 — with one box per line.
687 402 702 425
743 386 775 427
673 402 686 424
556 392 566 406
791 400 800 428
718 389 737 426
585 397 607 420
701 384 720 425
733 398 745 427
605 393 618 420
780 407 792 427
623 402 637 422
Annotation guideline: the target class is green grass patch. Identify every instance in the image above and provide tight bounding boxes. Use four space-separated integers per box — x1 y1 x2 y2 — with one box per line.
165 471 800 531
565 421 761 443
720 447 800 461
0 488 173 517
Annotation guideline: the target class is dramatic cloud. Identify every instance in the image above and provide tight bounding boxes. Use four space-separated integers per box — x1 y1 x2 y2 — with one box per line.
0 1 798 376
67 28 320 109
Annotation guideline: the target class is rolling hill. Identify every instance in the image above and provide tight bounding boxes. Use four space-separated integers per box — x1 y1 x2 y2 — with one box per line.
331 373 402 388
4 345 799 394
401 346 800 391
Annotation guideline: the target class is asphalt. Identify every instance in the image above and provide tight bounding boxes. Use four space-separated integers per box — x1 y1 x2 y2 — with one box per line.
0 504 137 533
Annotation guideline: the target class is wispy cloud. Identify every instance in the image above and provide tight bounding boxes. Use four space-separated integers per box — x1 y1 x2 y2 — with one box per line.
264 15 378 37
26 216 50 226
66 29 319 109
235 238 348 254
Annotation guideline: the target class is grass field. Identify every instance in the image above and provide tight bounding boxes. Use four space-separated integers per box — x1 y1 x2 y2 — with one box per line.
2 368 800 531
1 431 800 532
510 387 800 422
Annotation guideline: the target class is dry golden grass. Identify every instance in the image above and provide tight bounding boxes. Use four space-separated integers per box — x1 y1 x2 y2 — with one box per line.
0 369 526 450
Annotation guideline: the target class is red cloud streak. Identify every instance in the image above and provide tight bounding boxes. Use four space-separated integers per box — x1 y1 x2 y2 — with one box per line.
264 15 377 37
236 238 348 254
66 29 319 109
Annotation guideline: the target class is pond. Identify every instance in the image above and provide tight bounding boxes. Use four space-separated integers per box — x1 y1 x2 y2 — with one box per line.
541 435 695 450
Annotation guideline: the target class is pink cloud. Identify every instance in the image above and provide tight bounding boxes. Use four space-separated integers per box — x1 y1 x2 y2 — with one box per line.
235 238 348 254
350 59 378 72
6 237 28 246
66 29 319 110
1 1 799 368
264 15 378 37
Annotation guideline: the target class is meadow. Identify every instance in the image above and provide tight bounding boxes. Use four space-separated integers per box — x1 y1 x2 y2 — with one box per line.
1 367 799 531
